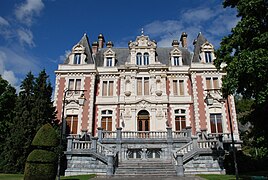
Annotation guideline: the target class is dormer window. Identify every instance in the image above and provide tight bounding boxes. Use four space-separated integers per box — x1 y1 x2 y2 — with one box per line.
173 56 181 66
136 53 142 65
106 57 113 67
143 53 149 65
74 53 81 64
205 51 212 63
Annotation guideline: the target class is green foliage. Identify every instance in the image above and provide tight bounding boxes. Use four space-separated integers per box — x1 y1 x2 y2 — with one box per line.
215 0 268 164
32 124 58 147
0 70 58 173
26 149 57 163
24 124 58 180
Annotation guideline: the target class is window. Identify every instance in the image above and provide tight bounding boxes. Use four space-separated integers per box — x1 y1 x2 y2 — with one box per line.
173 57 180 66
74 54 81 64
68 79 81 94
102 81 114 96
137 77 149 96
106 57 113 67
143 53 149 65
173 80 184 96
210 113 223 133
206 77 219 90
136 53 142 65
66 115 78 134
205 51 212 63
101 110 113 131
174 109 186 131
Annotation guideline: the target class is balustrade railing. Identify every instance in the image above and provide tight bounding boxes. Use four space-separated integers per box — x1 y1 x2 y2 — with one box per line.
121 131 167 139
172 131 188 138
102 131 117 138
72 140 91 150
176 141 193 154
96 142 117 156
198 140 217 149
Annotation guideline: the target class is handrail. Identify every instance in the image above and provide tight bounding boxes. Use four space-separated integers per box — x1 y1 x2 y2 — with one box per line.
72 140 91 150
96 142 117 156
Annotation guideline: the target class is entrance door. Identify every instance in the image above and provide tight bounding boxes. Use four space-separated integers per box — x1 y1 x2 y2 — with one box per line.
137 110 150 137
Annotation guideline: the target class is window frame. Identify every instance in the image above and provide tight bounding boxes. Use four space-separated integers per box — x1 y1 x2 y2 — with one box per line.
210 113 223 134
74 53 81 64
173 79 185 96
102 80 114 96
174 109 186 131
136 77 150 96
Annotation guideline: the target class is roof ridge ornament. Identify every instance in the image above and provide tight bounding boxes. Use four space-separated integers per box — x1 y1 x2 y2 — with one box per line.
141 28 144 36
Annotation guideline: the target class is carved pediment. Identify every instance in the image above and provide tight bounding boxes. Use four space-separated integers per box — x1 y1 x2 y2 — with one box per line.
104 49 115 56
170 47 182 56
129 35 157 49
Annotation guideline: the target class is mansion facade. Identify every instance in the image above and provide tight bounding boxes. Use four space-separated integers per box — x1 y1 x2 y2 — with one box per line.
54 32 240 176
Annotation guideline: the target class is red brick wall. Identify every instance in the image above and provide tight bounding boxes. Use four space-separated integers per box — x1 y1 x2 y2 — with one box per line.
81 77 91 130
196 76 207 130
56 77 66 122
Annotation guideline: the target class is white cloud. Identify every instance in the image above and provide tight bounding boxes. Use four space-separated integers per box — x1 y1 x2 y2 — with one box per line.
17 28 35 47
0 16 10 26
2 70 18 87
59 50 71 63
142 4 239 50
15 0 44 26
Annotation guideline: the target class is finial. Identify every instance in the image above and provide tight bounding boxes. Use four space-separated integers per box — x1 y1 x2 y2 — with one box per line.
141 28 144 35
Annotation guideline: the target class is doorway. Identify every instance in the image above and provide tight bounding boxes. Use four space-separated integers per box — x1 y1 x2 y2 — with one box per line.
137 110 150 131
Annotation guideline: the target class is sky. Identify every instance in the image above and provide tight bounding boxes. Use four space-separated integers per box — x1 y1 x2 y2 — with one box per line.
0 0 239 91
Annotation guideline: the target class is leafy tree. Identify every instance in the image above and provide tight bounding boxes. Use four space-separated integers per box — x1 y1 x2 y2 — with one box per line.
1 70 57 173
215 0 268 161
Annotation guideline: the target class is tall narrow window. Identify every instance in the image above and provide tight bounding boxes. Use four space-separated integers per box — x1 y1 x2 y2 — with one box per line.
144 77 149 95
106 57 113 67
174 109 186 131
213 77 219 89
143 53 149 65
136 53 142 65
173 57 180 66
101 110 113 131
137 78 142 95
102 81 114 96
74 54 81 64
205 51 212 63
66 115 78 134
179 80 184 96
173 80 178 95
206 77 211 89
68 79 75 90
210 113 223 133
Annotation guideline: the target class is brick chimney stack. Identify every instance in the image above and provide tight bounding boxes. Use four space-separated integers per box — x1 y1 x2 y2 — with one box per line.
98 33 105 49
92 41 98 55
180 32 188 48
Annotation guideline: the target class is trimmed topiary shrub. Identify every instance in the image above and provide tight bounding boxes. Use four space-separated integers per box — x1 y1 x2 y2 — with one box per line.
24 123 59 180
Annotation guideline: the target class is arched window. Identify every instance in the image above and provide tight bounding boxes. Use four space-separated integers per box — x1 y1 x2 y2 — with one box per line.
174 109 186 131
143 53 149 65
101 110 113 131
136 53 142 65
205 51 212 63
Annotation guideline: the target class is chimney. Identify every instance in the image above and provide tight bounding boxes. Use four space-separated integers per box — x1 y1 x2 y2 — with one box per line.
172 40 179 47
180 32 188 48
106 41 114 48
92 41 98 54
98 33 105 49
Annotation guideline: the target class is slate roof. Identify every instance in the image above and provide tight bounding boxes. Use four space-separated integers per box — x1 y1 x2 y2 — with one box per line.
94 47 192 67
192 32 207 63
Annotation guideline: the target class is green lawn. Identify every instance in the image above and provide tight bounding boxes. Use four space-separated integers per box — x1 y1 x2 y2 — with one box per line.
0 174 96 180
198 173 268 180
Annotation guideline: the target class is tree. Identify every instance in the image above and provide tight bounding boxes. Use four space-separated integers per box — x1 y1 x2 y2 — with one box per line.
1 70 57 173
0 76 17 170
215 0 268 160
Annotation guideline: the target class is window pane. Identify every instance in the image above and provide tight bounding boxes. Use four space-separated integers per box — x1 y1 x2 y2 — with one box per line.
179 80 184 96
213 77 219 89
74 54 81 64
109 81 114 96
206 78 211 89
75 79 81 93
144 78 149 95
68 79 74 90
72 116 78 134
174 109 179 114
137 78 142 95
216 114 223 133
173 80 178 95
175 116 181 131
136 53 142 65
102 81 107 96
181 116 186 129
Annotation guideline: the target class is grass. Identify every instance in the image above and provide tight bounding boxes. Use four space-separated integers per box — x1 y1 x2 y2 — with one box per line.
197 174 237 180
0 174 96 180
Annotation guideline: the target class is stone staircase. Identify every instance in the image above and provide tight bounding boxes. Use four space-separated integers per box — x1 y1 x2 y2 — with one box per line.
115 160 176 176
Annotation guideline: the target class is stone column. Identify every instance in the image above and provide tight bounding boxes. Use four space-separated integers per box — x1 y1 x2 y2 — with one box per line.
192 136 198 151
186 126 192 138
107 153 114 176
91 137 98 152
176 153 184 176
116 127 122 162
97 127 103 142
66 136 73 151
